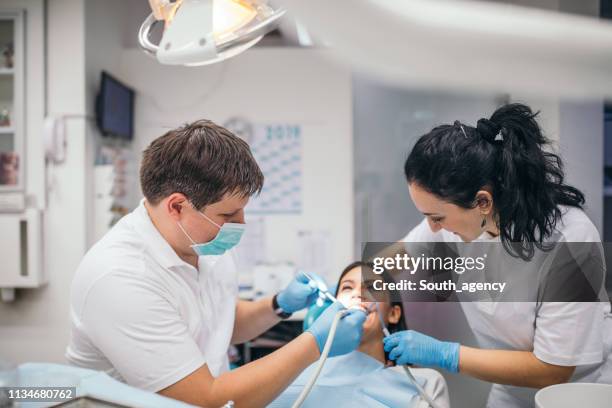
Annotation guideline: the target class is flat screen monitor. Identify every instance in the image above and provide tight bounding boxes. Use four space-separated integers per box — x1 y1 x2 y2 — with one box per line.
96 71 134 140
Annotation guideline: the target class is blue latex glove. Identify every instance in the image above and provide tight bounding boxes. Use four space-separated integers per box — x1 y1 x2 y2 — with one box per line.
306 301 367 357
383 330 460 373
277 271 322 313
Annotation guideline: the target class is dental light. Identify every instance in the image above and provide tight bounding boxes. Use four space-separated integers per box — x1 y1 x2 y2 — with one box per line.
139 0 286 66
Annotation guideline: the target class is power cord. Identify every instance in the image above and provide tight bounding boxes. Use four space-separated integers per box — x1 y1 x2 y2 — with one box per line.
374 302 441 408
291 309 347 408
399 364 442 408
292 305 442 408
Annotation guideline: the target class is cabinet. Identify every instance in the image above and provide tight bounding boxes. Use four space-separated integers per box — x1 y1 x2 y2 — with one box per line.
0 10 24 211
0 5 45 299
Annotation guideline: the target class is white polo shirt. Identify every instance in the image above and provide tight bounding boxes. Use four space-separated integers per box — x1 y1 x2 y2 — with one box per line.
403 206 612 408
66 200 238 392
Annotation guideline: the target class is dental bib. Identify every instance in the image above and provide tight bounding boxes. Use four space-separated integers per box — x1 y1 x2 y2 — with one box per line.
269 351 428 407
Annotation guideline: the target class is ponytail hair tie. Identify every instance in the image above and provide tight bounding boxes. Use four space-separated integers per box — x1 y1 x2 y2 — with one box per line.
477 118 504 144
454 120 468 138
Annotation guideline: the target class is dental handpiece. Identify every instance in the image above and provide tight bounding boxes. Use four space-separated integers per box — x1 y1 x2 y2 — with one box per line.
375 302 392 337
319 290 338 303
301 271 339 303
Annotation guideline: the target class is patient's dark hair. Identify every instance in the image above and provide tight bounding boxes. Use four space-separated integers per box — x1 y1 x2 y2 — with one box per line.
335 261 407 334
404 103 585 261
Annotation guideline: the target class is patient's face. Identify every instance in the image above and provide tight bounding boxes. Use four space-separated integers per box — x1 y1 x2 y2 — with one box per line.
336 266 401 344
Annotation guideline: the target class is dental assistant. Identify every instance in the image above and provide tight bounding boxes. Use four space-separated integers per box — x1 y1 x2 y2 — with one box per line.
383 104 612 408
66 120 366 407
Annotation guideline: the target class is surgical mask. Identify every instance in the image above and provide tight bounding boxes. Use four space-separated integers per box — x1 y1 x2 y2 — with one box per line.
178 207 246 256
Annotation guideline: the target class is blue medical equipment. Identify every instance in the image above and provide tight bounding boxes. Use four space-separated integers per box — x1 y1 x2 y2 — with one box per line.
301 271 338 304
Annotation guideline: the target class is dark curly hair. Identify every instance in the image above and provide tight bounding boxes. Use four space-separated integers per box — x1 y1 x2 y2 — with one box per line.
404 103 585 261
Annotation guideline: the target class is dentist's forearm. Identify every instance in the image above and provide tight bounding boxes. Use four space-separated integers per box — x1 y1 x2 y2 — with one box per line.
232 298 281 344
211 333 319 407
160 333 320 408
459 346 575 388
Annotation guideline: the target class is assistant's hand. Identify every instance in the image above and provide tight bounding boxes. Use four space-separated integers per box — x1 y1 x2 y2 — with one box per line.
276 271 322 313
383 330 460 372
306 302 367 357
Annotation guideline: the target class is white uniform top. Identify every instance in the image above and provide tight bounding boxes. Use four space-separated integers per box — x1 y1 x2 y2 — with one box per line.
403 206 612 408
66 200 238 392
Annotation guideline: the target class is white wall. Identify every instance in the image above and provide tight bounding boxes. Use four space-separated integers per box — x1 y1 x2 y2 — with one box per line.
120 48 354 281
516 97 604 233
85 0 124 116
489 0 605 233
559 101 604 231
353 77 500 248
0 0 87 363
83 0 125 245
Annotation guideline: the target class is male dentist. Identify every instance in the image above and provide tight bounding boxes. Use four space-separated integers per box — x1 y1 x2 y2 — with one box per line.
66 120 366 407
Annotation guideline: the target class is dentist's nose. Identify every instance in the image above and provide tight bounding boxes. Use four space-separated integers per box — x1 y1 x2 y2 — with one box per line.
427 218 442 232
232 210 245 224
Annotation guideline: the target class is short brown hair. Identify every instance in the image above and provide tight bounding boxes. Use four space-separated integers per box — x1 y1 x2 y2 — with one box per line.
140 119 264 209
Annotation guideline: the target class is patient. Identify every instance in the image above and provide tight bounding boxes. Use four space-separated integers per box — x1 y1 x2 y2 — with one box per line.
270 262 450 408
